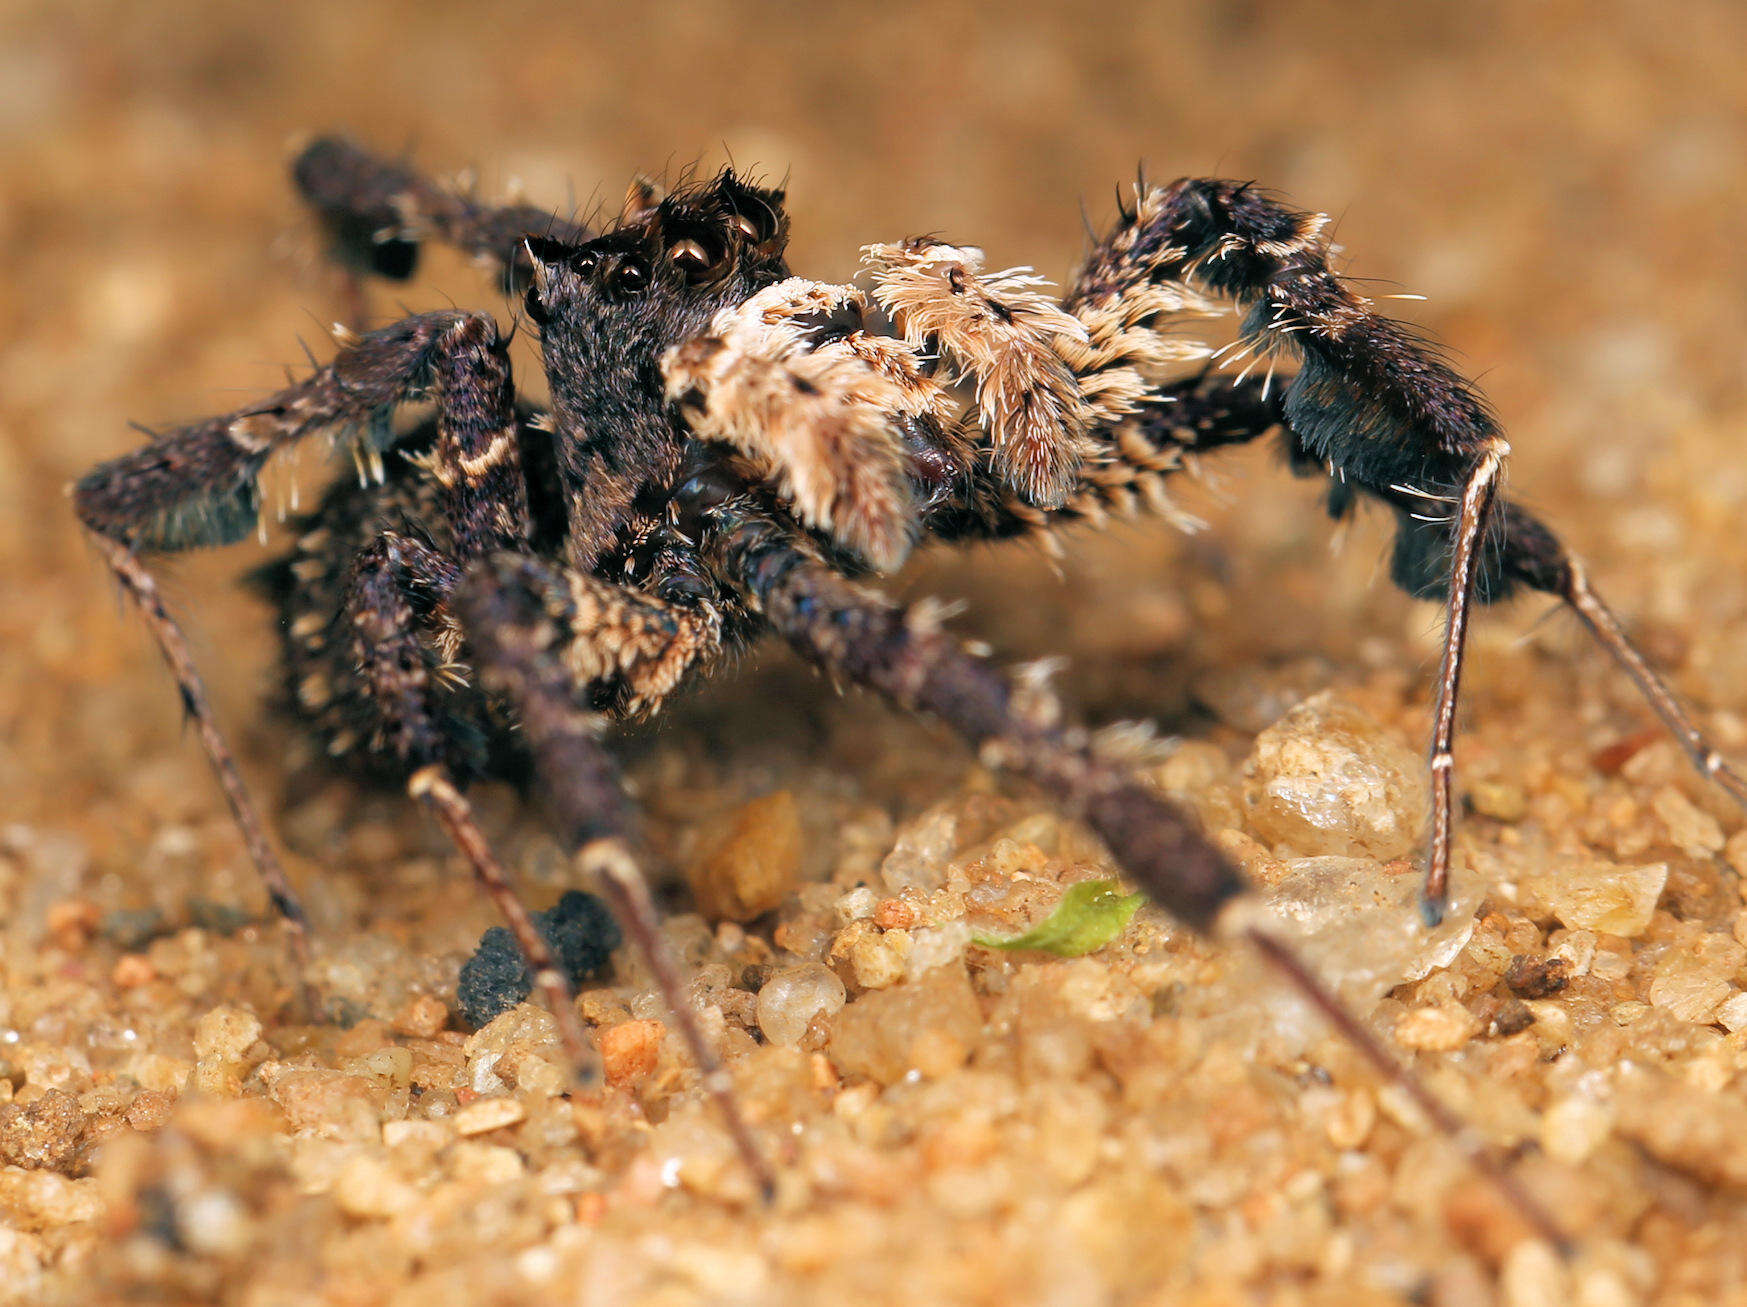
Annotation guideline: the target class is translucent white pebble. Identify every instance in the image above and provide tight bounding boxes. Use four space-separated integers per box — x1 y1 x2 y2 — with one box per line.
756 963 847 1047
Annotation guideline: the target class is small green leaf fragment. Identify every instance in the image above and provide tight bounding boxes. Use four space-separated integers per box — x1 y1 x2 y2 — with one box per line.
972 879 1145 957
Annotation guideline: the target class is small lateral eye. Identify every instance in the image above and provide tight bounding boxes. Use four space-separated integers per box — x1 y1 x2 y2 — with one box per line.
522 282 550 326
728 214 760 241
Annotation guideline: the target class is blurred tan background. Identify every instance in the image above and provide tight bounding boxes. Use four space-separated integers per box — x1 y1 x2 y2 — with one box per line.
3 3 1747 1301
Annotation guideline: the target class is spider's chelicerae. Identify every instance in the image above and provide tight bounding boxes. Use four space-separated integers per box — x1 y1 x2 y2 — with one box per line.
74 138 1741 1238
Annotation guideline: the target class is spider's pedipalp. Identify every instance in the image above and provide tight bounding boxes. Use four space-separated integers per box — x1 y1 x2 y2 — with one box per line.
863 239 1093 509
664 278 922 570
330 529 466 766
468 551 723 721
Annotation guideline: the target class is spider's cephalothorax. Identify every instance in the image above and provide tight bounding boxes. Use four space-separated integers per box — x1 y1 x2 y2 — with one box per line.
520 171 793 572
73 139 1747 1235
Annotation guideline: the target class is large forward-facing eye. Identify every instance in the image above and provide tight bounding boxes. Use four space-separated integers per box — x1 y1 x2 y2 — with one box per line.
667 232 726 283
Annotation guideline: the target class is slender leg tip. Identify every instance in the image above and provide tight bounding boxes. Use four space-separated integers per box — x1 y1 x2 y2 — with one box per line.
1420 895 1448 929
564 1065 603 1094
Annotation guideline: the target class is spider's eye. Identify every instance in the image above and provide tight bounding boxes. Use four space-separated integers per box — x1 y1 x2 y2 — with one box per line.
571 251 598 277
716 172 785 249
610 257 648 296
670 238 709 268
522 282 550 326
668 234 726 283
726 200 782 245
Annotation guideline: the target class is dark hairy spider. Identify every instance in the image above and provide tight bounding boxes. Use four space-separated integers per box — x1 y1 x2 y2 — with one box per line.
72 137 1744 1241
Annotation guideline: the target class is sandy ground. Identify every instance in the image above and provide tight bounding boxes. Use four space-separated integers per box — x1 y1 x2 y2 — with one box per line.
4 2 1747 1303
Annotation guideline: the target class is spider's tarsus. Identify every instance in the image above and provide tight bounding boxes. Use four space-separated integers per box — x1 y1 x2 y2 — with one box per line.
1418 893 1448 929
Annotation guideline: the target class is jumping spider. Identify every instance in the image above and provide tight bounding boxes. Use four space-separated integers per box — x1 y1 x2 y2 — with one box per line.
74 138 1739 1237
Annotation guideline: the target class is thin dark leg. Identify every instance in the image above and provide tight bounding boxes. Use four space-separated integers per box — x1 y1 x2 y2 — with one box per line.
1422 445 1507 924
87 532 313 1001
1565 567 1747 804
584 835 778 1197
409 766 596 1076
1498 503 1747 808
456 554 773 1199
1246 930 1570 1253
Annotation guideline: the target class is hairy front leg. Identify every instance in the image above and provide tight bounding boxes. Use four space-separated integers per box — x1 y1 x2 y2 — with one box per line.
708 502 1242 929
293 136 592 297
74 310 524 980
77 311 514 551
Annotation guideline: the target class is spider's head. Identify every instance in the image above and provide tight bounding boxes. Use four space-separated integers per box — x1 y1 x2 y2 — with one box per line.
522 169 791 453
522 169 789 345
